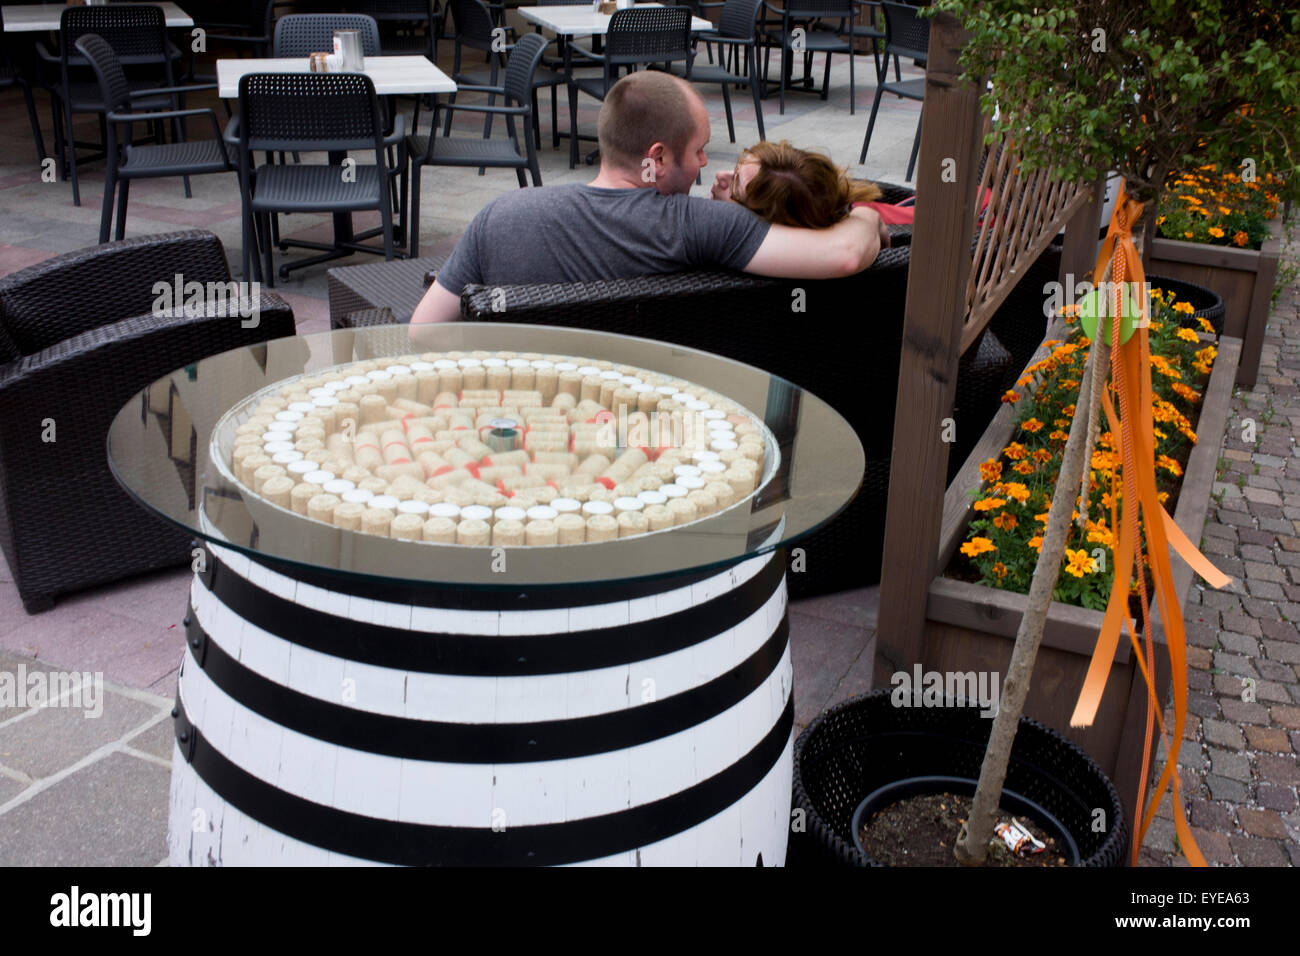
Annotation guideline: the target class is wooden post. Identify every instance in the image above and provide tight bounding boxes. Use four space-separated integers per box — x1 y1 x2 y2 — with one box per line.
873 12 986 685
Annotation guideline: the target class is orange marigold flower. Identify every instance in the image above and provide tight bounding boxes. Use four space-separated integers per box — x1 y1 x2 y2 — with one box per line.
1232 231 1249 246
1027 535 1043 552
993 512 1018 531
1196 317 1216 334
1012 461 1035 475
1034 511 1050 524
1004 442 1028 460
1218 205 1232 216
991 562 1008 580
1001 390 1020 404
1172 383 1200 402
1156 455 1182 477
1172 301 1195 315
1049 430 1068 441
1032 448 1053 464
1184 231 1194 239
979 458 1002 482
973 497 1006 512
1208 227 1225 238
1021 418 1044 433
960 537 996 558
1065 549 1097 578
1002 482 1031 504
1087 527 1114 548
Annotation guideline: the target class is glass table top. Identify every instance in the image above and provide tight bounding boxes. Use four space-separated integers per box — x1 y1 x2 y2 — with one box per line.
107 323 864 589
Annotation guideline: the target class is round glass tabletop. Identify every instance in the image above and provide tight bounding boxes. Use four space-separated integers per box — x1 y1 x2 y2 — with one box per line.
107 323 864 589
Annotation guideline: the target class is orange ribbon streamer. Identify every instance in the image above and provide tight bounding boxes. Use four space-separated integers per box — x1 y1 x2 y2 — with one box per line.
1065 187 1213 866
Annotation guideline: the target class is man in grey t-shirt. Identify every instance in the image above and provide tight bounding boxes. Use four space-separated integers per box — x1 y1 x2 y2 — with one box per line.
412 71 885 324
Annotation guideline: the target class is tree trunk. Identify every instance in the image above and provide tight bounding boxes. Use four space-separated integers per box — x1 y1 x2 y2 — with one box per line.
953 337 1110 865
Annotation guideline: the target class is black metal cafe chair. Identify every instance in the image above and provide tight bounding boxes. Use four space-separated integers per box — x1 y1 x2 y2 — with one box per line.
757 0 858 115
406 32 550 255
76 34 235 243
676 0 766 142
0 9 47 164
858 0 929 178
237 72 400 286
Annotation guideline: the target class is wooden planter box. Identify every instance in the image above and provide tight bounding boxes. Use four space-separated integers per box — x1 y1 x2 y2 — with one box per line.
920 327 1242 836
1149 216 1285 388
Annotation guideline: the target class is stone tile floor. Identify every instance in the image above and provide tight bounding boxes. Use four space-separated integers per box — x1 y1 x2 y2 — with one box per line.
0 32 1296 865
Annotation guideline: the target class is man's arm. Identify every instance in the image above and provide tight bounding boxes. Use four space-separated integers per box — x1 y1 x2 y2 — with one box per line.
741 206 887 279
410 278 462 325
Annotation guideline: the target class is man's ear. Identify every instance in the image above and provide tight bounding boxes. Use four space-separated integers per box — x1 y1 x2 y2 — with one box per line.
643 142 668 183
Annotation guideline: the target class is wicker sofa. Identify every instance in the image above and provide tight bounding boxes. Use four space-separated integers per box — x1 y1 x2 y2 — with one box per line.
0 230 297 613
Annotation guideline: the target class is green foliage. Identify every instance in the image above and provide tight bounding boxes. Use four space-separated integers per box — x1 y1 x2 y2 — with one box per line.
928 0 1300 207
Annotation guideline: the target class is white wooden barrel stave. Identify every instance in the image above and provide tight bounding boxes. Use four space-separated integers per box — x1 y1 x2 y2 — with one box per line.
170 542 793 866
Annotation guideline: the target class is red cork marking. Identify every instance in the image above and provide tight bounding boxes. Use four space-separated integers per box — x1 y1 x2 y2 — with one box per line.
653 445 675 459
401 412 415 422
465 463 481 479
383 441 409 452
547 479 559 490
497 479 508 495
411 435 434 445
356 439 380 450
481 455 495 467
595 477 615 490
569 432 575 452
458 390 464 401
390 457 412 465
434 403 453 410
634 446 653 459
431 465 454 477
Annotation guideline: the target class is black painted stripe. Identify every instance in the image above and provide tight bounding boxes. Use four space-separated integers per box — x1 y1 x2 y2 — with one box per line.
197 547 786 676
214 542 725 611
184 612 789 762
172 695 794 866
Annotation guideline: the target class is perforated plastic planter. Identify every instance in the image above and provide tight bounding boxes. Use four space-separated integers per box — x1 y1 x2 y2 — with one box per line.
790 689 1128 867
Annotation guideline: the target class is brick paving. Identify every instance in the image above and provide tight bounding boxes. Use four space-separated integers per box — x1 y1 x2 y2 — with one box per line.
1139 226 1300 867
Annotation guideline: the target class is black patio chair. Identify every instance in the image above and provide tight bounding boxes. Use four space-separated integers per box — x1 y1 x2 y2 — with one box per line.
567 6 695 168
406 32 549 255
355 0 446 62
0 11 47 164
758 0 858 115
237 72 399 286
38 4 186 207
675 0 766 142
858 0 929 178
76 34 234 244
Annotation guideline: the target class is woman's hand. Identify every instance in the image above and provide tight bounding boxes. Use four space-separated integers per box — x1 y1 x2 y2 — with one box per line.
710 169 735 201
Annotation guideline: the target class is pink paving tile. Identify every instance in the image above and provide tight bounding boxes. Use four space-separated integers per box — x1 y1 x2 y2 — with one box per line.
271 290 330 334
0 244 56 276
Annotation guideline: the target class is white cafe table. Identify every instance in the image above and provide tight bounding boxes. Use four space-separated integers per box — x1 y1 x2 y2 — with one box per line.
217 54 456 99
1 2 195 31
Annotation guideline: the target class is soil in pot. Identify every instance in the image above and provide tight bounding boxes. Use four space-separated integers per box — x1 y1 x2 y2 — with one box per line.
858 791 1069 867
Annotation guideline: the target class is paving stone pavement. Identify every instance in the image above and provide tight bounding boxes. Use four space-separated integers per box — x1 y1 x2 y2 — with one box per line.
1138 223 1300 867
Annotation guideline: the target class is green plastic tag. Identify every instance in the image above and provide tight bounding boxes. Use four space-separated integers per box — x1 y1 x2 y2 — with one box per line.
1077 288 1143 345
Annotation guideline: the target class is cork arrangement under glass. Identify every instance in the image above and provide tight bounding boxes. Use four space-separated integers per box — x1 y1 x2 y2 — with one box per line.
221 350 772 547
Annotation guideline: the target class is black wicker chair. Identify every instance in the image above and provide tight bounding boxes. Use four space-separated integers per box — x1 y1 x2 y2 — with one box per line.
0 230 296 613
76 35 235 244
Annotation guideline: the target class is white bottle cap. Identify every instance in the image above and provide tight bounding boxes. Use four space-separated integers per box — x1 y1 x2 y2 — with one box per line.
342 489 374 504
702 409 726 420
323 479 356 495
312 396 339 407
287 460 317 475
494 506 528 522
613 496 644 512
551 361 575 371
710 438 739 451
637 490 668 506
677 476 706 490
659 484 688 499
409 361 436 372
656 385 678 395
398 499 430 515
525 506 558 521
599 370 623 380
369 495 401 511
275 410 304 423
325 380 351 392
345 375 370 386
577 366 601 376
308 388 333 399
428 502 461 519
272 450 304 465
619 376 643 386
671 392 693 403
698 460 728 474
686 399 711 411
264 441 296 455
482 358 506 367
433 359 458 369
261 430 294 443
581 500 614 516
366 370 392 381
550 497 582 513
459 504 493 522
507 359 531 368
385 365 412 375
707 419 734 432
457 358 483 368
692 449 721 462
303 470 335 485
672 464 702 478
288 402 316 414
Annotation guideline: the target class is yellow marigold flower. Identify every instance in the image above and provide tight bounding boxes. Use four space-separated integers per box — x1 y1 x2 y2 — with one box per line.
1059 379 1079 390
979 459 1002 482
1004 442 1027 460
1012 461 1035 475
1062 404 1076 417
1002 482 1031 503
1208 227 1225 238
1028 536 1043 552
1158 491 1169 504
991 562 1008 580
1196 317 1215 334
993 512 1018 531
1218 206 1232 216
1091 450 1120 470
1054 419 1070 428
1001 390 1020 404
1172 301 1195 315
1181 426 1198 444
1042 340 1061 348
1232 231 1249 246
1065 549 1097 578
1049 429 1068 441
1087 528 1115 548
1153 427 1168 440
1155 216 1166 226
1016 375 1033 388
1156 455 1182 477
973 497 1006 512
960 537 996 558
1176 328 1199 342
1032 448 1053 464
1172 383 1200 402
1021 418 1044 433
1184 231 1194 239
1035 511 1050 524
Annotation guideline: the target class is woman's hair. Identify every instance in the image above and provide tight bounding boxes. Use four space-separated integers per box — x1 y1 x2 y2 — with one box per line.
733 141 882 228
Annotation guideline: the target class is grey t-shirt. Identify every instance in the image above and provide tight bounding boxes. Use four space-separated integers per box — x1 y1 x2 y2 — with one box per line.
435 183 771 292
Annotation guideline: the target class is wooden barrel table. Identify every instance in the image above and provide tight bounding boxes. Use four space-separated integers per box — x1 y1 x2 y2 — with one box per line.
109 324 864 866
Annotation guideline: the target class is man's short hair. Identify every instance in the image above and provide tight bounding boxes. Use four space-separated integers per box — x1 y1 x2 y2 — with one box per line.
597 71 699 169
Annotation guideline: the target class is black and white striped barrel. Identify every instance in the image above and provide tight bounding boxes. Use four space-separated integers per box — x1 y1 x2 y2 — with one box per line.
169 541 793 866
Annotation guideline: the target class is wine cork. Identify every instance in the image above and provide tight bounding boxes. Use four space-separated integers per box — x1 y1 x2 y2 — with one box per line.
554 512 586 544
598 379 619 408
482 449 530 468
252 463 287 493
484 364 510 390
239 453 271 488
477 464 523 484
612 496 644 516
724 469 753 497
509 364 537 392
358 476 389 496
580 375 604 403
415 371 441 404
520 519 555 546
575 453 611 477
491 519 525 546
456 518 490 545
353 434 383 470
359 394 388 425
585 514 618 542
261 475 294 508
668 497 698 526
361 508 393 535
524 432 568 453
376 462 423 483
706 481 736 510
333 501 366 531
611 387 639 415
635 386 658 414
422 516 457 543
293 436 324 455
617 511 648 537
644 503 673 531
381 429 413 465
307 493 340 524
556 370 582 400
551 391 577 413
391 513 424 540
458 436 495 460
687 489 718 517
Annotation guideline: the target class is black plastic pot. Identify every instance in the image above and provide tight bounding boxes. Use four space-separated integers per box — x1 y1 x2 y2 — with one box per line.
1146 273 1226 335
790 689 1128 867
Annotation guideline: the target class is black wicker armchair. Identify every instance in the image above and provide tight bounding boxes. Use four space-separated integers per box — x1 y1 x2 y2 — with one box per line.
0 230 296 613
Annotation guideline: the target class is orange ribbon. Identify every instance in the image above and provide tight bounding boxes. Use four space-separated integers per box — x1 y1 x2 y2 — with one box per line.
1066 187 1212 866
